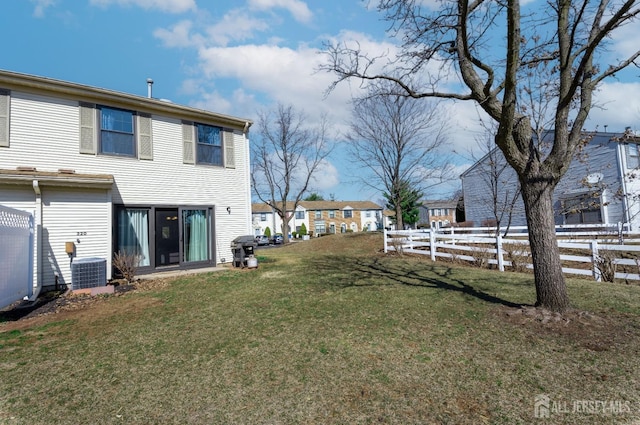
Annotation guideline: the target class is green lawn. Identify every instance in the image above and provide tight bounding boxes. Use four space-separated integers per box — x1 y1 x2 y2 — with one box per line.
1 232 639 424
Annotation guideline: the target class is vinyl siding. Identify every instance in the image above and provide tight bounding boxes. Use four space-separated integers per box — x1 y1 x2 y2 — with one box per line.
462 154 527 227
41 188 112 288
462 135 628 228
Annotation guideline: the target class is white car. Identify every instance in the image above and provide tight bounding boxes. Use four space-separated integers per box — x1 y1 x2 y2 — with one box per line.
255 235 269 246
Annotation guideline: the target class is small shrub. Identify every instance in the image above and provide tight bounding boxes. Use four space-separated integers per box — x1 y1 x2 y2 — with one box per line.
113 251 140 283
470 245 492 268
264 227 272 238
389 237 406 255
504 243 530 273
595 250 617 282
299 223 307 236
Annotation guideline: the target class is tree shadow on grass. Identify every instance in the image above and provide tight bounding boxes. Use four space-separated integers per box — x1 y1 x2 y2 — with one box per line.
306 255 525 308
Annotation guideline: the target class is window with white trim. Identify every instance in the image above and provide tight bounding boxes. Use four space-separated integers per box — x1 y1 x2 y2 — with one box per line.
196 123 223 166
100 106 135 156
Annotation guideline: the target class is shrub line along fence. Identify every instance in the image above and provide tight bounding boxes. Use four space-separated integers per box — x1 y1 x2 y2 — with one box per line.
384 223 640 282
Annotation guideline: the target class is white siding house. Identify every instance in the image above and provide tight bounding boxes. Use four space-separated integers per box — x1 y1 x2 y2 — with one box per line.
0 70 253 292
461 131 640 230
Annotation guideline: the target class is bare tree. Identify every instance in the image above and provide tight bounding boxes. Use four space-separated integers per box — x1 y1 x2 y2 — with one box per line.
346 83 451 229
252 104 332 244
467 123 523 237
322 0 640 312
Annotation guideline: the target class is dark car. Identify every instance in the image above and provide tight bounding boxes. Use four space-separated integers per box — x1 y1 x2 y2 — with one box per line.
255 235 269 246
270 234 283 244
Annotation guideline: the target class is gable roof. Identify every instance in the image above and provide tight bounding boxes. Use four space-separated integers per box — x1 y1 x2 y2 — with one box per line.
460 131 627 178
0 69 252 132
252 200 382 213
421 199 458 209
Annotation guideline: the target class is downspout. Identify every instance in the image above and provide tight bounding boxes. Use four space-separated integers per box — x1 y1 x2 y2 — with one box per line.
29 179 42 300
616 143 632 230
244 121 252 235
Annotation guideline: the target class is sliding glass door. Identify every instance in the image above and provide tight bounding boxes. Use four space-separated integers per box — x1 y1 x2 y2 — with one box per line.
182 208 209 263
116 205 213 271
117 208 151 267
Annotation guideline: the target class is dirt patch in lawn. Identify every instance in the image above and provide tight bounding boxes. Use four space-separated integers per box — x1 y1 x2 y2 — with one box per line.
0 278 172 332
499 305 640 352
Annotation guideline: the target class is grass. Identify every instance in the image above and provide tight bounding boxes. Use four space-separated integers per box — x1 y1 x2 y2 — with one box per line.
1 232 640 424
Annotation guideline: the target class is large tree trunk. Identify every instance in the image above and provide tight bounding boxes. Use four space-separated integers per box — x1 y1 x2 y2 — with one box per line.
395 203 404 230
520 178 570 312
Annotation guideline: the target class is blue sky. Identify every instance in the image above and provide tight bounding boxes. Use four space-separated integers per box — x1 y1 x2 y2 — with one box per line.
3 0 640 203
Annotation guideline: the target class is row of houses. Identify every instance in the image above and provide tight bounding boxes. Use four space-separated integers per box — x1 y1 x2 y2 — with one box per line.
251 201 388 236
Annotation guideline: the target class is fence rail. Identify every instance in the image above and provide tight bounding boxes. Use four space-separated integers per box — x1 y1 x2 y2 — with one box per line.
384 223 640 282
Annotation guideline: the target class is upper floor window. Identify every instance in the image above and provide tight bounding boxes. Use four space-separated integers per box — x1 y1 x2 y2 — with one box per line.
196 123 222 166
329 210 336 218
343 209 353 218
365 211 372 218
100 107 135 156
628 144 640 169
260 213 267 222
315 210 322 219
295 210 305 219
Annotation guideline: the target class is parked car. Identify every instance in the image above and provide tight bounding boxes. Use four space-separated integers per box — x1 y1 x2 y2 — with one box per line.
255 235 269 246
270 234 283 244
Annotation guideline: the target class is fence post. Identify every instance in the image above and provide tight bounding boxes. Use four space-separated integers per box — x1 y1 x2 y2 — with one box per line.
591 240 601 282
383 227 388 253
618 221 624 245
408 229 414 250
450 226 455 245
430 228 436 262
496 234 505 272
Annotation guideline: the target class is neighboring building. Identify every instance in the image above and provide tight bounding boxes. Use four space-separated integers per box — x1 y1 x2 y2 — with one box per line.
251 200 386 236
417 199 458 229
0 69 253 292
461 131 640 229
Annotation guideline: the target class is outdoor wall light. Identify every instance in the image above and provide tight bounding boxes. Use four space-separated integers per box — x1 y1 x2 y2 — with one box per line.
227 206 231 214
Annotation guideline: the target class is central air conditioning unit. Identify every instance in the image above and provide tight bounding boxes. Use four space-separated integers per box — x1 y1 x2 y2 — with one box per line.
71 257 107 290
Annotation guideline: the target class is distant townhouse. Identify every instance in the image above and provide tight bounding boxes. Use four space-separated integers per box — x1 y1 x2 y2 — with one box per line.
417 199 458 229
251 200 385 236
0 69 253 292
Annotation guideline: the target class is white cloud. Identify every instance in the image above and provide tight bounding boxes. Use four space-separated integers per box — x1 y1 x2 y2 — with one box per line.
248 0 313 23
190 87 259 119
153 20 203 48
310 160 340 192
204 9 270 47
89 0 196 13
588 81 640 132
30 0 55 18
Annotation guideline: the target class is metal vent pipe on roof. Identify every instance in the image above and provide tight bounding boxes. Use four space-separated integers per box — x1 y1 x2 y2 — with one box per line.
147 78 153 98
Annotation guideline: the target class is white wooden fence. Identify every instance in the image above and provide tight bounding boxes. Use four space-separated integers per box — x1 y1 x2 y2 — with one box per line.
384 223 640 282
